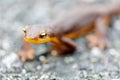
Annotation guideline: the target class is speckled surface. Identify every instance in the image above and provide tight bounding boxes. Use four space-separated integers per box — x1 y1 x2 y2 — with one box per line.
0 0 120 80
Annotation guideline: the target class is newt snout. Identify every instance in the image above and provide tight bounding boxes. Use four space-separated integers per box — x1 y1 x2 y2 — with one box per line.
23 26 51 44
24 36 51 44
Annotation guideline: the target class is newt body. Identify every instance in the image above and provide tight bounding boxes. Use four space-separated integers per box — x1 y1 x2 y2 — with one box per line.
19 2 120 62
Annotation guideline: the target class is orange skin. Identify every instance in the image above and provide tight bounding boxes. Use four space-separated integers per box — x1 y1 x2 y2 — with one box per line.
19 2 120 62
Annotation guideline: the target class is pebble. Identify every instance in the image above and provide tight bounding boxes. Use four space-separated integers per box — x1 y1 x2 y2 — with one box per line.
79 70 88 78
36 65 42 70
22 69 26 74
94 64 105 73
64 56 75 64
90 74 101 79
113 19 120 31
39 56 46 61
0 49 6 57
72 63 78 69
39 56 49 64
109 71 119 79
42 63 55 71
39 72 63 80
2 38 12 51
1 52 21 68
108 48 120 57
0 65 7 73
23 63 36 72
90 47 103 57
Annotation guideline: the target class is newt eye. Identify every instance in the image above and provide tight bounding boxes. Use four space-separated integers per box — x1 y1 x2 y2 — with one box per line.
39 32 47 39
23 26 28 33
23 28 27 33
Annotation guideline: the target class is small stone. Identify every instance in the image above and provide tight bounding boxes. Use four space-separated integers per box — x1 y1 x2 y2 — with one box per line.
39 56 46 61
39 73 49 80
39 72 62 80
36 65 42 70
78 70 88 78
0 49 6 57
114 19 120 31
99 72 109 78
72 63 78 69
2 38 12 50
51 50 59 57
90 47 102 57
108 48 120 57
109 71 119 79
42 64 51 71
91 74 101 79
23 63 36 72
22 69 26 74
95 64 105 73
64 56 75 64
0 65 7 73
43 59 49 64
1 52 20 68
29 75 38 80
39 56 49 64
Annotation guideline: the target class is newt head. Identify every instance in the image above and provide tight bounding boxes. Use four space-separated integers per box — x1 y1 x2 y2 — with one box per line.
23 26 51 44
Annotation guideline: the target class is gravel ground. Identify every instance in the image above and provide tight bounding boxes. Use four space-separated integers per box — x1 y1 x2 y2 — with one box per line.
0 0 120 80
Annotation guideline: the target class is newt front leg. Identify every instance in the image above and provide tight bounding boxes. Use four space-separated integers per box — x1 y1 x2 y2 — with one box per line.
50 37 77 56
18 38 35 62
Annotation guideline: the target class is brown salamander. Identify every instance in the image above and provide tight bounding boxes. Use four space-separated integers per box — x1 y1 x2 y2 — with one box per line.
19 2 120 62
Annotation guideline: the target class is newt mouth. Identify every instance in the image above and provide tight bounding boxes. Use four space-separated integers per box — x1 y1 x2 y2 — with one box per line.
24 37 51 44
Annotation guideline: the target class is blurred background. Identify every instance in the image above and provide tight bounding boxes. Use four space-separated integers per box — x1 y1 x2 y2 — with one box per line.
0 0 120 79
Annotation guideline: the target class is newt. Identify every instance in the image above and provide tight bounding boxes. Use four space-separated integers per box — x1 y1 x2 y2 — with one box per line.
18 2 120 62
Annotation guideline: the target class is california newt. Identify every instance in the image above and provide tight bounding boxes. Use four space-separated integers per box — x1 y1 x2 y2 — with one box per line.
19 2 120 62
